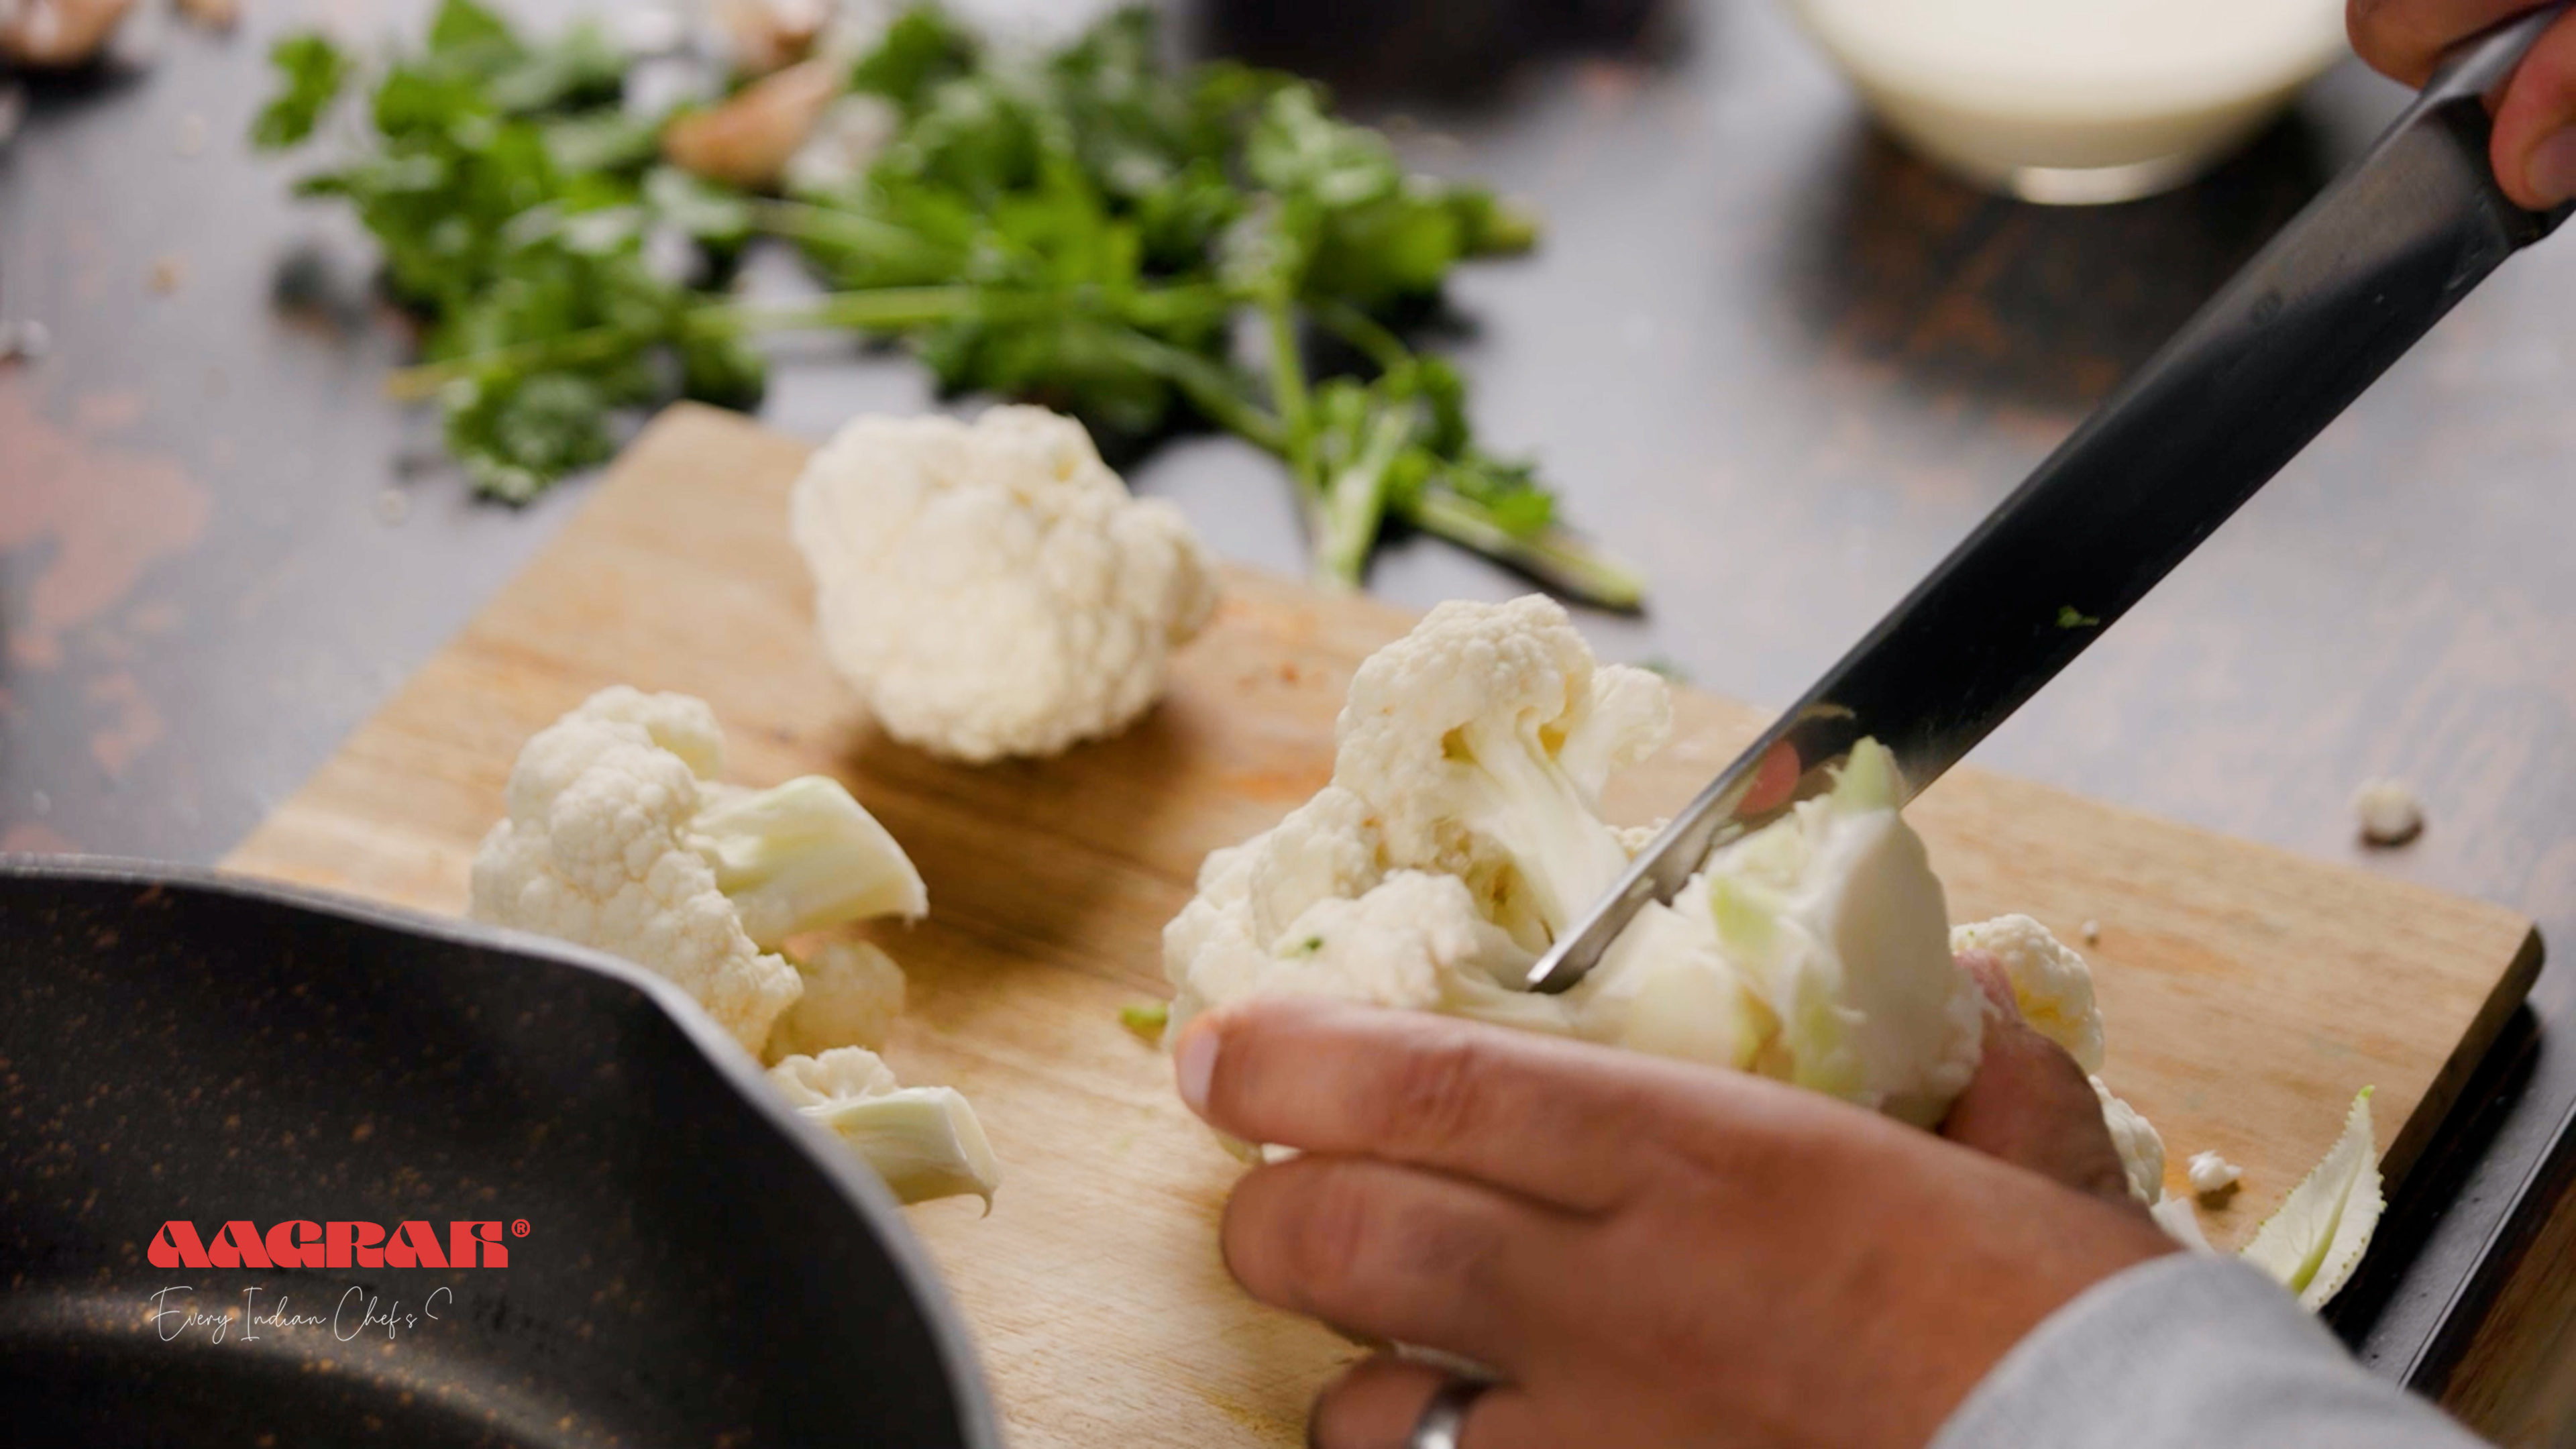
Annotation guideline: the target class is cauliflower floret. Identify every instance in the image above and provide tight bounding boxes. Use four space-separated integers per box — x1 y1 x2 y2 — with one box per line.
1164 597 1980 1130
1333 594 1670 953
2094 1075 2167 1203
769 1047 1001 1206
789 405 1220 763
1950 913 2104 1074
766 938 907 1062
470 686 924 1053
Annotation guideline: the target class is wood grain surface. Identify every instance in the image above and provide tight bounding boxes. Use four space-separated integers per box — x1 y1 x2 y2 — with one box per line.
223 405 2541 1448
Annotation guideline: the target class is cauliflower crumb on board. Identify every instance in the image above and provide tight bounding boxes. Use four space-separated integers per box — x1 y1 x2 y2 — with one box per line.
2189 1149 2245 1197
2353 777 2425 845
788 405 1220 763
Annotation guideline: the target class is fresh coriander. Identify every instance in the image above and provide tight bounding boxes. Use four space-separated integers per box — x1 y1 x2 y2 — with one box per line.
256 1 1646 607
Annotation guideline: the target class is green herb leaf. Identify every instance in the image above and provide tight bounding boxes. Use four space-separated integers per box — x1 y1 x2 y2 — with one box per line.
255 34 352 150
851 5 981 115
260 0 1642 601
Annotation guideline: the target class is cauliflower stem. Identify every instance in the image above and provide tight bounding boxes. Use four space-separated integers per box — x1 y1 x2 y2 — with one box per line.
695 775 928 947
770 1048 1001 1208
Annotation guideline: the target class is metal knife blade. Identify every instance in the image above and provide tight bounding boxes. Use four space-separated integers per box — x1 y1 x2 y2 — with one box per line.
1527 3 2573 994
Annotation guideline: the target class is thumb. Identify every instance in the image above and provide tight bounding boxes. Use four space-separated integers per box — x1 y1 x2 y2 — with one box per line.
1942 951 2139 1210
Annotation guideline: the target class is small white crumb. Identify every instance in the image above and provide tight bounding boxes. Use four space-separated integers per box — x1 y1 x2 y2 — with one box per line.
2080 919 2101 945
375 489 411 527
2187 1150 2243 1197
176 113 209 156
2353 777 2424 846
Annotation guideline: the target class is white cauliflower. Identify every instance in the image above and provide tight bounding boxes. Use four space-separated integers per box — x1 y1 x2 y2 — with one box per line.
766 938 907 1062
769 1047 1002 1207
1682 743 1982 1125
470 687 926 1053
789 405 1221 763
1333 596 1671 953
1951 914 2104 1074
2093 1075 2168 1204
1947 913 2168 1197
1163 596 1983 1128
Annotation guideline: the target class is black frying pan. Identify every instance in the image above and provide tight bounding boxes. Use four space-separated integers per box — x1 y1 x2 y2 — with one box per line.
0 858 1001 1448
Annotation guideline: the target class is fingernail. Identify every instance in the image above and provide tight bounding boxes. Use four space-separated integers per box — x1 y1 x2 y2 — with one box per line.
1953 949 2019 1016
2530 128 2576 208
1176 1023 1219 1115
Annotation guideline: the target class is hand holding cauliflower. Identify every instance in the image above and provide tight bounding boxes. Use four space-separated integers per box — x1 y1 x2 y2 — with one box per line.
790 405 1221 763
1165 596 2381 1304
1164 596 1984 1128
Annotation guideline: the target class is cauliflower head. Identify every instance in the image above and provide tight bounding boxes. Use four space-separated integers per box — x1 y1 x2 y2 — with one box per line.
1163 597 1984 1128
470 686 924 1053
789 405 1221 763
770 1047 1002 1207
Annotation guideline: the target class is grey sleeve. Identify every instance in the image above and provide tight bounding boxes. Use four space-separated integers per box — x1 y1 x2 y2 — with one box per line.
1930 1254 2488 1449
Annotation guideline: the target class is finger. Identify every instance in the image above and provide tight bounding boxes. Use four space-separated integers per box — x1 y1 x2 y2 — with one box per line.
2492 7 2576 207
1309 1357 1549 1449
1178 998 1699 1214
2349 0 2542 85
1941 1004 2137 1208
1222 1152 1576 1370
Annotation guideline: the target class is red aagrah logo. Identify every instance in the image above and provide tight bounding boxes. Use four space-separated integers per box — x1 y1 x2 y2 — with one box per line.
149 1220 519 1271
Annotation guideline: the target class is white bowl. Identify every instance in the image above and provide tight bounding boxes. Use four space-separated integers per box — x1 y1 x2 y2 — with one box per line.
1787 0 2351 203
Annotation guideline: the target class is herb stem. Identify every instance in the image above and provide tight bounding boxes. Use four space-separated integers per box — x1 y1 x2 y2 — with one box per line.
1260 296 1317 493
749 199 951 270
1313 406 1415 592
1104 329 1283 452
385 324 634 401
1310 299 1411 375
1405 489 1648 612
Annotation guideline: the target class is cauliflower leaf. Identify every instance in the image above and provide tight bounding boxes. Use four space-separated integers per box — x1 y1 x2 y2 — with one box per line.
2241 1087 2381 1310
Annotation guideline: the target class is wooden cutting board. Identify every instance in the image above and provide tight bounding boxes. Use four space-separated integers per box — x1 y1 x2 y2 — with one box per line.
227 404 2541 1448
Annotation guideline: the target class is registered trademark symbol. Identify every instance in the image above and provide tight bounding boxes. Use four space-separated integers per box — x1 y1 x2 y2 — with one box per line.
511 1219 530 1238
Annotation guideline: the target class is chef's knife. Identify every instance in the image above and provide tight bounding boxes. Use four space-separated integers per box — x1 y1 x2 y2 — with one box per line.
1528 4 2573 994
